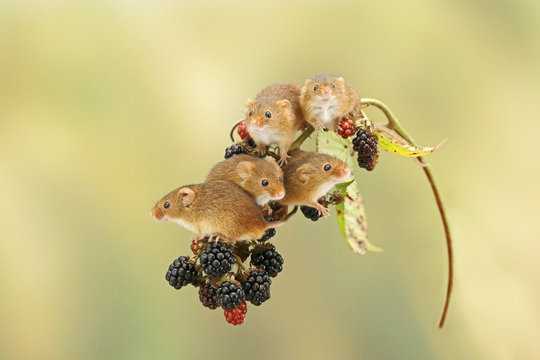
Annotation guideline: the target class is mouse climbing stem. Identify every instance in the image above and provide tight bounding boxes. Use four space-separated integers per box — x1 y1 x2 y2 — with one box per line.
361 97 454 329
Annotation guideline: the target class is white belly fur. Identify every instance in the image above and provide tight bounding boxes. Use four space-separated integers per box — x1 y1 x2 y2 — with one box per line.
311 98 339 128
249 125 281 146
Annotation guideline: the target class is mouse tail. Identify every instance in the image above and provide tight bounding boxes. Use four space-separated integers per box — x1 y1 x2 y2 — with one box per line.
265 206 298 230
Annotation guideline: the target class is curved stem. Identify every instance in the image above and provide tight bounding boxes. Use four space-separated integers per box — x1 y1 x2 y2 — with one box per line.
362 98 453 329
290 127 314 151
229 119 243 142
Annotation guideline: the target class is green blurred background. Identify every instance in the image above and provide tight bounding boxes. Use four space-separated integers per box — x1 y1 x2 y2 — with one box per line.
1 1 539 359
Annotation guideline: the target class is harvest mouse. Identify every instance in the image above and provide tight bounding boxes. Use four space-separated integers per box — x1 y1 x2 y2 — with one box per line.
206 155 285 206
300 74 362 131
151 180 294 242
244 83 307 165
278 150 351 217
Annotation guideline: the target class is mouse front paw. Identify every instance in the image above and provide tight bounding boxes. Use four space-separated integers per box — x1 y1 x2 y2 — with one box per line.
314 203 330 218
277 153 291 166
313 122 326 131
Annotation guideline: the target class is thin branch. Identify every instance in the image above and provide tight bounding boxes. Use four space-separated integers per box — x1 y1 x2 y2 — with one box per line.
290 127 314 151
229 119 244 142
362 98 454 329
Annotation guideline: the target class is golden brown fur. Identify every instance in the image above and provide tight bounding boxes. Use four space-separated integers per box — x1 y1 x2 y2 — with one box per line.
205 155 284 206
244 83 307 165
151 181 289 242
300 74 362 131
278 150 351 216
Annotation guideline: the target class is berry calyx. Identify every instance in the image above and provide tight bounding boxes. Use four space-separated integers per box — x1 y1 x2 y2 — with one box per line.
352 129 379 171
337 118 355 139
199 283 221 310
165 256 198 290
190 238 206 256
200 242 236 277
217 281 246 310
224 301 247 325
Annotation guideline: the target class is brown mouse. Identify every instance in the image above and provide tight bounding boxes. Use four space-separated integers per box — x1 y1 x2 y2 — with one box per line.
278 150 351 217
300 74 362 131
244 83 307 165
151 180 294 242
206 155 285 206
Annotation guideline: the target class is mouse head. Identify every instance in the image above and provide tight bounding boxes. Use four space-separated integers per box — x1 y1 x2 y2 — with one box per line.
237 158 285 205
245 96 292 128
151 186 196 222
295 153 351 186
303 74 346 102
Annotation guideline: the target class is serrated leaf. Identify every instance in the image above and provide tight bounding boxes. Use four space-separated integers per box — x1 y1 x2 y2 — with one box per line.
376 132 445 157
335 181 383 255
316 131 382 255
315 131 355 168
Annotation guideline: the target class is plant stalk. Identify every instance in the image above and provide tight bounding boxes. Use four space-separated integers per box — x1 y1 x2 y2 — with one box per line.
362 98 453 329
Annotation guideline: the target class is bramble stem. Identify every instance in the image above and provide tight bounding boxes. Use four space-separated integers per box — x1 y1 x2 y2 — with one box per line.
290 127 314 150
362 98 454 329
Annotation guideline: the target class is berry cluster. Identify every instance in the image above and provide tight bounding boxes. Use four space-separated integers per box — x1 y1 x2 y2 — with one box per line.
336 117 356 139
164 238 284 325
352 129 379 171
301 206 323 221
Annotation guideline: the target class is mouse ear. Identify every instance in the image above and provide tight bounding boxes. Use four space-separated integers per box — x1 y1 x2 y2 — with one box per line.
237 161 255 180
246 98 255 109
296 163 314 183
177 187 195 206
336 76 345 85
276 99 291 110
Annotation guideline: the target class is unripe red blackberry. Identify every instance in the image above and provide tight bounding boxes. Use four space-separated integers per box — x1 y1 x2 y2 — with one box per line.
250 244 284 278
198 283 221 310
243 270 271 306
237 122 251 141
165 256 198 290
200 242 236 277
190 238 206 256
300 206 323 221
336 118 355 139
224 300 247 325
217 281 245 310
352 129 379 171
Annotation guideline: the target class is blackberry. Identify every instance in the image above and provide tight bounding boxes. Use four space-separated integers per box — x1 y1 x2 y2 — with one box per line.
165 256 198 290
250 244 284 278
257 228 276 242
200 242 236 277
217 281 245 310
198 283 221 310
224 301 247 325
352 129 379 171
224 144 247 159
243 270 271 306
246 139 256 148
301 206 323 221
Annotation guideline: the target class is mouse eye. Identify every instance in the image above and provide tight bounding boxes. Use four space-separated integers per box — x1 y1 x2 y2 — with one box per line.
164 202 170 209
248 111 253 117
313 85 319 91
262 179 269 186
264 111 271 118
278 177 283 184
324 164 332 171
331 83 336 89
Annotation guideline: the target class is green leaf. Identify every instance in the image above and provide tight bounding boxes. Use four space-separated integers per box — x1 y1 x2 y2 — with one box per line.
376 132 445 157
316 131 382 255
335 181 383 255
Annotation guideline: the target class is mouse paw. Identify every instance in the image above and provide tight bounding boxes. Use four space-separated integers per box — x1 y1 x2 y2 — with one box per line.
314 122 326 131
314 203 330 218
277 154 291 166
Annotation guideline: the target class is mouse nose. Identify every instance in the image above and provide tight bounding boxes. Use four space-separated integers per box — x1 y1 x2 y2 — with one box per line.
275 190 285 199
323 87 332 94
151 207 164 221
342 167 351 177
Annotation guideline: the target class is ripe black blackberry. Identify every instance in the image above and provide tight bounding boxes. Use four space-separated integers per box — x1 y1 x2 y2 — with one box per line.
257 228 276 242
200 242 236 277
217 281 245 310
250 244 284 278
198 283 221 310
243 270 271 306
300 206 323 221
165 256 198 290
224 144 247 159
352 129 379 171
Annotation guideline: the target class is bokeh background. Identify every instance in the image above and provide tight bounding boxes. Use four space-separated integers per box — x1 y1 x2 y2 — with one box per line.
1 1 539 359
